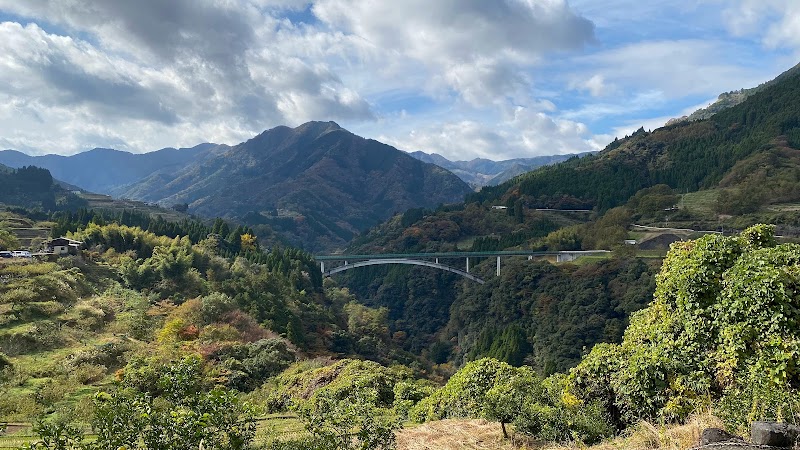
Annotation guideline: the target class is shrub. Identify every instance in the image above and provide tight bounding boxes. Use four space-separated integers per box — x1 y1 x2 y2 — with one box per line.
294 387 400 450
412 358 612 443
92 356 256 450
570 225 800 427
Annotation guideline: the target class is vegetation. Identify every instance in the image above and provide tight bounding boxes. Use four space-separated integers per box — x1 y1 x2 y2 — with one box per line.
570 224 800 433
1 217 799 449
410 358 611 443
0 211 409 432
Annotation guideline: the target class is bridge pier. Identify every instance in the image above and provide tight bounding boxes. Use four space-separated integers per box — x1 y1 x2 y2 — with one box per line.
320 261 325 273
557 253 576 263
466 257 470 273
497 256 500 276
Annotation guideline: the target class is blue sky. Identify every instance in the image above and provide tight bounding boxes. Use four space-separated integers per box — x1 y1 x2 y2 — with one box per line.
0 0 797 160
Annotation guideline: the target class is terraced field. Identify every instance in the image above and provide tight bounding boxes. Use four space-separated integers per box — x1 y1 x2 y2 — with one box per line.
0 214 50 250
80 193 190 223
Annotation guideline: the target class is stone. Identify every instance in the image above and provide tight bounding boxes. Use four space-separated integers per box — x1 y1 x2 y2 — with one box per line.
750 421 800 447
701 428 744 445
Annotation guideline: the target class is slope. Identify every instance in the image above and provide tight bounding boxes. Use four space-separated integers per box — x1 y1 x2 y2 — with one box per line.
469 61 800 215
330 63 800 376
119 121 473 251
668 61 800 124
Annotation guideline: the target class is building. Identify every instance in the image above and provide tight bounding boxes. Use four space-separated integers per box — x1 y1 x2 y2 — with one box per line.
44 237 84 255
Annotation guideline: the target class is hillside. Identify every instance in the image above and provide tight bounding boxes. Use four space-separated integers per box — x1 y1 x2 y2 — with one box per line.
3 207 794 449
470 62 800 223
118 122 473 251
409 151 592 188
0 164 86 213
668 61 800 124
0 144 217 195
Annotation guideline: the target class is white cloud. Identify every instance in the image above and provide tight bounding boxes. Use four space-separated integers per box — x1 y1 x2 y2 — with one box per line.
0 1 376 153
311 0 594 106
569 74 613 97
721 0 800 50
0 0 794 163
577 40 771 97
377 105 603 161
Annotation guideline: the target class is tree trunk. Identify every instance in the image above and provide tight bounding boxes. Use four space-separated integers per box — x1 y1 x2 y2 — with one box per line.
501 421 509 439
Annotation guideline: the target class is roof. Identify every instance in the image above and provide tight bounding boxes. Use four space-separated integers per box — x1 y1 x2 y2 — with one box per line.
45 237 84 245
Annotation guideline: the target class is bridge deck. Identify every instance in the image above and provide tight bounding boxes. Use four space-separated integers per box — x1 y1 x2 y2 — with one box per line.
314 250 609 261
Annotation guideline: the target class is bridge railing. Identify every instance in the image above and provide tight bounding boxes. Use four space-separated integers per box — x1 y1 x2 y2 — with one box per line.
314 250 609 261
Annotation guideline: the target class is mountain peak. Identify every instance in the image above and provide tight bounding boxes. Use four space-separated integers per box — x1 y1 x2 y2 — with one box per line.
293 120 343 136
117 122 471 251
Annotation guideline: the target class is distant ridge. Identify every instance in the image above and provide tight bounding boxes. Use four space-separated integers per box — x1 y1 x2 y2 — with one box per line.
409 151 592 188
0 144 217 194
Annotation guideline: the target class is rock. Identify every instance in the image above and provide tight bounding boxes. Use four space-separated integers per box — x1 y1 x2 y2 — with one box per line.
701 428 744 445
751 421 800 447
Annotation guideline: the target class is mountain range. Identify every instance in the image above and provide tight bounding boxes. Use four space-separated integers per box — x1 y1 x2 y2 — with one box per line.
1 122 472 251
0 144 216 195
408 151 591 188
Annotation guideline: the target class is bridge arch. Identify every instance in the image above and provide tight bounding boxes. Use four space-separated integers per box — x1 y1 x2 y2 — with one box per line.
325 258 485 284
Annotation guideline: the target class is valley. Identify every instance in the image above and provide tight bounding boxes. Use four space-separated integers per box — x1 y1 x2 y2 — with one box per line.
1 56 800 450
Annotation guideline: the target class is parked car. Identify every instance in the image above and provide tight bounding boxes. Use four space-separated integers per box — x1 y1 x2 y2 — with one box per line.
12 251 32 258
0 251 12 258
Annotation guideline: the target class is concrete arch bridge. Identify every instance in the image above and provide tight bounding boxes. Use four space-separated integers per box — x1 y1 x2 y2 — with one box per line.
314 250 610 284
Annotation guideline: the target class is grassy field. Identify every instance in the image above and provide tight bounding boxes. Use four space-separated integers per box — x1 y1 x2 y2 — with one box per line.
397 412 720 450
679 190 720 218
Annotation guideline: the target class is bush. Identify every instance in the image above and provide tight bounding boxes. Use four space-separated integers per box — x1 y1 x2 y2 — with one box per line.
91 356 257 450
412 358 612 443
570 225 800 427
294 387 400 450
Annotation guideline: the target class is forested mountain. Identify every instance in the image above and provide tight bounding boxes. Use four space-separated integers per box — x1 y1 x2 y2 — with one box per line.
409 151 592 188
0 164 85 211
0 144 218 194
117 121 472 251
470 61 800 213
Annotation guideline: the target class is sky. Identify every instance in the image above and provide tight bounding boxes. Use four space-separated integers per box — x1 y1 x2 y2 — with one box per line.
0 1 798 161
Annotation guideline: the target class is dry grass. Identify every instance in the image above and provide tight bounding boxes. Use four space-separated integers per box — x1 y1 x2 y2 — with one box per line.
397 413 724 450
397 419 537 450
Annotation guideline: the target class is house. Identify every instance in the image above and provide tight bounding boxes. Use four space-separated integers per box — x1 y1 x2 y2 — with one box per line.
491 206 508 210
44 237 84 255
